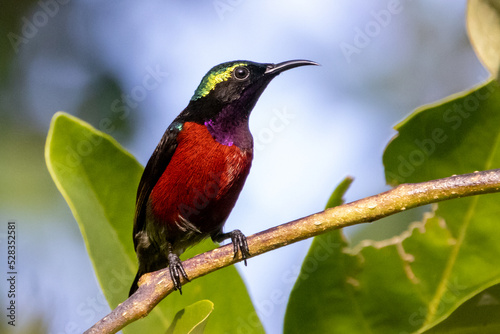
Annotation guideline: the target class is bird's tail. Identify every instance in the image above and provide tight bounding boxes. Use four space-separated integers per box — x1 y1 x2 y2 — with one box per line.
129 270 142 297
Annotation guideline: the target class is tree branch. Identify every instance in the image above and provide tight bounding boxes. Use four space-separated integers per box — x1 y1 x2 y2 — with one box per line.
84 169 500 334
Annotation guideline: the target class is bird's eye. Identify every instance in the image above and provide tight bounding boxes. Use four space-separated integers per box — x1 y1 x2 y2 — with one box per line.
233 66 250 80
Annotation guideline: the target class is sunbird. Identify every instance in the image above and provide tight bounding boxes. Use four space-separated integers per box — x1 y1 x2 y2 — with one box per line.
130 59 318 296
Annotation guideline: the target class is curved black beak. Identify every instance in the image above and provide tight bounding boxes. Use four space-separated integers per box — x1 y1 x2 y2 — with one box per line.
265 59 320 75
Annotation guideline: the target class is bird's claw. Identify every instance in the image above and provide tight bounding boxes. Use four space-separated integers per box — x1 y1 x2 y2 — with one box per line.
229 229 250 266
168 252 189 294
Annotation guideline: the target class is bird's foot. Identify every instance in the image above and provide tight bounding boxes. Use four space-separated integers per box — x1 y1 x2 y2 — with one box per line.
167 252 189 294
221 230 250 266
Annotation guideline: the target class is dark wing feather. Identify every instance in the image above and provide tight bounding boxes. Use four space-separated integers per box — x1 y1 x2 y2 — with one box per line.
133 124 181 249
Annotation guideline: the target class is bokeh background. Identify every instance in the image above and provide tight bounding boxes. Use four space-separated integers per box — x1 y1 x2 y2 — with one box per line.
0 0 489 333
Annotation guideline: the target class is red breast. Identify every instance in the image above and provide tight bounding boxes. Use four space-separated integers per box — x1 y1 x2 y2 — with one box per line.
149 122 253 235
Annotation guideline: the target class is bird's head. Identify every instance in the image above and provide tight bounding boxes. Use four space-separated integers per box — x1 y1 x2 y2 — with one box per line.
194 59 318 102
177 59 318 148
183 60 318 120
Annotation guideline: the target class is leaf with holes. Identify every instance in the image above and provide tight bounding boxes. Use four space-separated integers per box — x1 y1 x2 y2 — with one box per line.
384 79 500 332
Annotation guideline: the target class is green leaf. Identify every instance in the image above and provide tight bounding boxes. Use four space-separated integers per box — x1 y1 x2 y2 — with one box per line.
424 283 500 334
467 0 500 78
284 177 361 333
383 79 500 331
384 80 500 185
324 176 354 209
284 80 500 334
45 112 141 310
45 112 264 333
165 300 214 334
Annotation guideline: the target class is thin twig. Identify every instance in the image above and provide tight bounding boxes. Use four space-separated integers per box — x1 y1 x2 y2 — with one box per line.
84 169 500 334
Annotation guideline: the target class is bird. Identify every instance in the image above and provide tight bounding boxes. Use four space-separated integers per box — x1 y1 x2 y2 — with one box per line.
129 59 318 296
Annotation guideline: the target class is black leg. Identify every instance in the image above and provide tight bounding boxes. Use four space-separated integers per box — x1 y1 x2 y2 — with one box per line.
167 247 189 294
212 229 251 265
